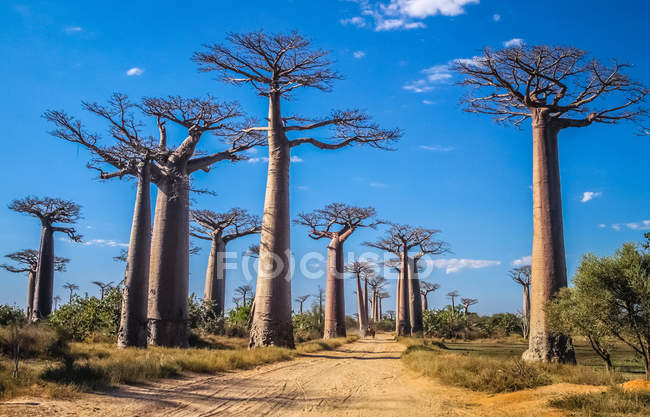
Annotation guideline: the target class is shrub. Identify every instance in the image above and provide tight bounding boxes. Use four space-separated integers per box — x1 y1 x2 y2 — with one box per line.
48 287 121 341
0 324 68 359
0 305 26 326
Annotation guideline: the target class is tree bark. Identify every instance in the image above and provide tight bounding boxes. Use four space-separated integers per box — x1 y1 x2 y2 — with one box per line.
147 175 190 348
397 249 411 336
522 113 575 363
32 225 54 320
422 293 428 311
323 237 344 338
522 284 531 339
26 270 35 317
118 163 152 348
249 92 294 348
335 239 346 337
356 274 367 337
408 257 424 336
203 237 227 316
363 277 369 325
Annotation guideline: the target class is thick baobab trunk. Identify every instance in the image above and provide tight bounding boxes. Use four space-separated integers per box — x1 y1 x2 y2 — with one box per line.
118 164 152 348
249 93 294 348
379 296 382 320
422 293 428 311
26 271 35 317
323 237 345 338
522 115 575 363
363 278 369 324
203 237 227 315
396 249 411 336
408 258 424 336
522 284 531 339
356 274 367 337
147 175 190 348
370 289 377 322
32 226 54 320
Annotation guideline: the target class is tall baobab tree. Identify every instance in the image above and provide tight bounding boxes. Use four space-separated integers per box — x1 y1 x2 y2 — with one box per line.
345 261 375 337
420 281 440 311
141 96 263 347
447 291 460 314
53 295 61 311
295 295 310 314
511 265 532 339
455 45 647 363
46 94 166 348
461 298 478 317
63 282 79 304
367 274 387 321
234 285 254 308
367 224 447 336
1 250 68 317
9 197 82 319
296 204 380 338
91 281 114 299
191 209 261 315
194 31 400 348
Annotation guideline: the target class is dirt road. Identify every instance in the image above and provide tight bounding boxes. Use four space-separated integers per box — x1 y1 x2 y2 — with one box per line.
0 334 601 416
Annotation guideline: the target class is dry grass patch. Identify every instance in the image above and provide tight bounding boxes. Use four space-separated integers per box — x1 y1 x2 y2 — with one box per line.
549 387 650 416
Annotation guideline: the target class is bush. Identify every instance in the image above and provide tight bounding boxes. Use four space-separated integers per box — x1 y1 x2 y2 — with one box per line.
375 319 395 332
188 295 224 335
48 287 121 341
0 305 26 326
0 324 68 359
292 307 323 342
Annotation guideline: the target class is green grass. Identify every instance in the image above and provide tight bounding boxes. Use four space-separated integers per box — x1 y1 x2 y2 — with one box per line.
549 387 650 416
400 338 633 394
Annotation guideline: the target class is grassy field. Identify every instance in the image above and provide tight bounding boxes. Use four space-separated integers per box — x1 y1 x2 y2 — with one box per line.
0 331 357 400
400 337 649 416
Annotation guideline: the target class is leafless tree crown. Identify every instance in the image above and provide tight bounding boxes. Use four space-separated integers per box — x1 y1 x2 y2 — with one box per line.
1 249 68 274
510 265 532 286
461 298 478 308
454 45 648 128
9 197 82 241
295 203 380 240
420 281 440 295
366 223 449 256
191 208 261 242
344 261 376 277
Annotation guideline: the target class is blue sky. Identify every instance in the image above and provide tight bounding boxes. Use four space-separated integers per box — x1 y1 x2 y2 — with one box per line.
1 0 648 316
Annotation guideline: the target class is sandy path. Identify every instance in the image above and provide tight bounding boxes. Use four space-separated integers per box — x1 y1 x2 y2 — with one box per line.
0 334 601 417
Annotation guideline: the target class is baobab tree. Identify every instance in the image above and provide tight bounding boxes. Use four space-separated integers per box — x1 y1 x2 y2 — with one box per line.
345 261 375 337
46 94 166 348
1 250 68 317
91 281 114 299
191 209 261 315
461 298 478 316
420 281 440 311
378 292 390 320
234 285 254 308
367 274 387 321
511 265 532 338
232 297 242 309
296 203 380 338
295 295 310 314
141 96 264 347
455 45 647 363
367 224 447 336
194 31 401 348
63 282 79 304
53 295 61 311
447 291 460 315
9 197 82 319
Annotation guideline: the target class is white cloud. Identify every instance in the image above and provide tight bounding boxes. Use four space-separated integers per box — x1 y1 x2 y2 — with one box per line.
340 16 367 27
353 50 367 59
419 144 454 151
369 182 390 188
581 191 602 203
247 156 303 163
427 258 501 274
504 38 524 47
625 220 650 230
296 185 309 191
64 26 83 33
404 64 452 92
512 255 532 267
126 67 144 76
612 224 622 231
598 223 607 229
345 0 479 31
422 100 435 105
493 13 501 22
83 239 129 248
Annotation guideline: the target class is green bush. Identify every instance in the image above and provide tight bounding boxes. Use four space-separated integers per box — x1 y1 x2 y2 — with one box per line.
375 319 395 332
48 287 121 341
0 305 26 326
188 295 224 335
